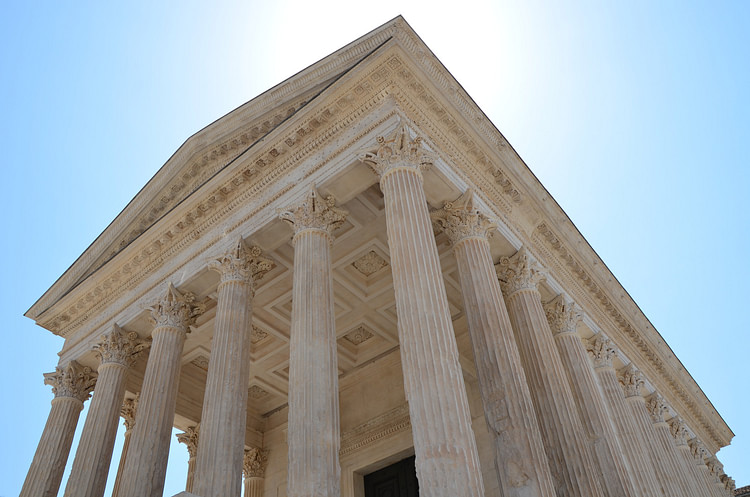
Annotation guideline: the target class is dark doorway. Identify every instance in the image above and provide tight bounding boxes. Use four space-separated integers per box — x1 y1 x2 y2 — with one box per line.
364 455 419 497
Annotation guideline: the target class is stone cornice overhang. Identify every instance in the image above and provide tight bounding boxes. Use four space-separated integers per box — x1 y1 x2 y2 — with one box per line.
26 16 732 452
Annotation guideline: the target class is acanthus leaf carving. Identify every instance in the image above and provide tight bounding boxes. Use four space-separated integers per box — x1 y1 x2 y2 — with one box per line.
94 325 150 367
646 392 669 424
430 189 497 246
208 237 274 286
618 363 645 398
120 393 139 432
243 446 269 478
43 360 97 403
668 416 690 446
148 282 205 332
176 424 200 459
543 294 582 336
586 334 616 369
279 186 347 240
495 246 546 296
358 125 434 179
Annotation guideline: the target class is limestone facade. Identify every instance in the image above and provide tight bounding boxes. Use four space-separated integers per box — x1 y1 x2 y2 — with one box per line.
21 16 734 497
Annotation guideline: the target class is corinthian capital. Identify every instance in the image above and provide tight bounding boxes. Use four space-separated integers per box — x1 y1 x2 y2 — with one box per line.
176 424 200 459
543 294 582 336
121 393 139 432
668 417 690 446
688 438 709 462
43 360 97 402
358 125 435 179
646 392 669 423
279 187 347 240
208 237 273 285
430 189 497 246
618 363 644 398
243 446 269 478
586 334 616 369
148 282 205 332
94 325 150 367
495 246 545 295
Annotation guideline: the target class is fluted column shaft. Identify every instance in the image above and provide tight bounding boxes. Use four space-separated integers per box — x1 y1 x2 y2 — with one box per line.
243 447 268 497
432 192 555 497
244 477 264 497
118 283 202 497
361 127 484 497
193 240 271 497
177 425 200 493
65 328 147 497
281 188 345 497
588 346 663 497
21 361 96 497
498 249 603 497
669 418 709 497
111 395 138 497
544 296 638 497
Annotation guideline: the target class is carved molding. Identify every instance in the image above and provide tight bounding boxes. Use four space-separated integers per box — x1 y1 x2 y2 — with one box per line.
543 294 582 336
352 251 388 276
176 424 200 459
94 325 150 367
342 325 375 345
43 360 97 403
431 189 496 246
243 446 269 478
495 246 545 296
340 404 411 457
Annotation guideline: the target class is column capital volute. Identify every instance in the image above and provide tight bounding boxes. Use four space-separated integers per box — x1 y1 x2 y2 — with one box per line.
543 294 582 336
688 437 709 462
668 416 690 446
43 360 97 403
208 237 273 286
586 334 617 369
148 282 205 333
646 392 669 424
176 424 200 459
358 125 435 181
243 446 269 478
618 363 645 398
120 393 139 432
430 189 497 246
495 246 546 296
279 186 347 242
94 325 150 367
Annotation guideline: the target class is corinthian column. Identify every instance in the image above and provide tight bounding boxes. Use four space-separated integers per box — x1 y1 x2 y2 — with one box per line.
280 187 346 497
688 438 723 497
586 336 663 497
360 126 484 497
193 239 272 497
118 282 204 497
620 364 686 496
111 394 138 497
177 425 200 493
64 327 149 497
668 418 709 497
21 361 97 497
431 190 555 497
543 295 638 497
242 447 269 497
645 393 702 497
496 247 603 497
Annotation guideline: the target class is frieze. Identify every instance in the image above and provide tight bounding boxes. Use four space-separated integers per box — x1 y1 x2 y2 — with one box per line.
340 403 411 457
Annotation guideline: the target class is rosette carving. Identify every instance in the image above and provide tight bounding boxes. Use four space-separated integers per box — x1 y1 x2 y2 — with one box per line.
430 189 497 246
668 417 690 446
646 392 669 423
243 446 269 478
495 246 546 295
43 360 97 402
586 334 616 369
176 424 200 458
94 325 150 367
279 187 347 239
358 125 435 178
543 294 582 336
148 282 205 332
618 363 644 398
208 237 273 285
121 393 139 431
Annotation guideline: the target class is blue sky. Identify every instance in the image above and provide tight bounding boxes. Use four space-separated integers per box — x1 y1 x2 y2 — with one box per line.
1 1 747 495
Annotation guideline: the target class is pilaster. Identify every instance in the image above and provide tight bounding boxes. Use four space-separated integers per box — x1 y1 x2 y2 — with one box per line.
432 190 556 497
64 326 148 497
280 187 346 497
20 361 97 497
360 126 485 497
497 247 603 497
193 238 272 497
118 282 204 497
543 295 638 497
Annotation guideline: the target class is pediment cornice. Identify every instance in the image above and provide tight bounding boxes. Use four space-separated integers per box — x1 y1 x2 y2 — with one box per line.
28 17 731 454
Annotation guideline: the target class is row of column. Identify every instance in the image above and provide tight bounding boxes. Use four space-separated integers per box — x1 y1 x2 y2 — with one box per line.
22 126 735 497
